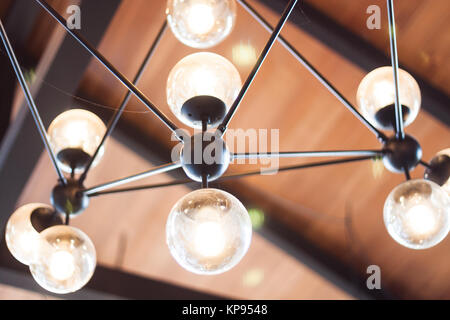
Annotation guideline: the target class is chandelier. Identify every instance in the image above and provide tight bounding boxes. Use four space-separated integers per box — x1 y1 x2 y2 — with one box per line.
1 0 449 295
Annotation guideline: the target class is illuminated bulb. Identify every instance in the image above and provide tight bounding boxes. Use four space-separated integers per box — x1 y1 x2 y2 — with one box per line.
384 179 450 249
166 189 252 275
357 67 421 131
48 109 106 174
5 203 52 265
30 226 96 294
167 52 241 128
166 0 236 48
49 251 76 281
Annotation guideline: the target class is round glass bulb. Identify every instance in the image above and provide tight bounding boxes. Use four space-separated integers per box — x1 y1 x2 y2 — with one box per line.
5 203 52 265
48 109 106 174
166 0 236 48
29 225 96 294
384 179 450 249
166 188 252 275
167 52 241 128
357 66 421 131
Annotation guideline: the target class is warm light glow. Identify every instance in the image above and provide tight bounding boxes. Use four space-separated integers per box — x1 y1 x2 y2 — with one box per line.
166 0 236 49
5 203 51 265
403 204 438 240
357 66 421 130
232 43 257 67
167 52 241 128
384 179 450 249
166 189 252 275
187 3 215 35
30 226 96 294
193 221 226 257
49 251 76 281
48 109 106 173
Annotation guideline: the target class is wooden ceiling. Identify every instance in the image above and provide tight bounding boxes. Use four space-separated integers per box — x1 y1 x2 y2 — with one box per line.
1 0 449 299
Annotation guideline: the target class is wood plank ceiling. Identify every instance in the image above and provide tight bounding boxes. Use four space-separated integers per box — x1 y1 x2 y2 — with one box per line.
2 0 449 299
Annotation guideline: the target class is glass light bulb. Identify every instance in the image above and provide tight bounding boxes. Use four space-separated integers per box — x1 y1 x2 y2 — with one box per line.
166 188 252 275
5 203 52 265
48 109 106 174
357 66 421 131
384 179 450 249
166 0 236 48
167 52 241 128
30 226 96 294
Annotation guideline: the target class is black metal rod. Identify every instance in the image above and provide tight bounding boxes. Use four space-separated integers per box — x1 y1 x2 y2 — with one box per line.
0 19 67 184
236 0 387 142
84 162 182 195
419 160 431 169
35 0 182 140
218 0 298 135
387 0 404 140
404 167 411 180
232 149 384 160
79 21 168 184
88 156 374 197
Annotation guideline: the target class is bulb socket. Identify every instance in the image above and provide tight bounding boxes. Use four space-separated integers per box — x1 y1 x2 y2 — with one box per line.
51 179 89 216
30 207 64 233
181 95 227 128
425 154 450 186
382 135 422 173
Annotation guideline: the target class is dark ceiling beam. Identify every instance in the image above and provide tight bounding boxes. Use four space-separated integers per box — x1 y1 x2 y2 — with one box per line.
257 0 450 127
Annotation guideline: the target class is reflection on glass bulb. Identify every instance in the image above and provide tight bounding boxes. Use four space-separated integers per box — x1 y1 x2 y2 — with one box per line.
166 189 252 275
167 52 241 128
30 226 96 294
48 109 106 174
384 179 450 249
5 203 52 265
167 0 236 48
357 66 421 131
49 251 76 281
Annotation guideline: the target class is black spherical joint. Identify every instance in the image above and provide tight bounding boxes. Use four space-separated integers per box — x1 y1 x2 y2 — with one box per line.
30 207 64 233
51 179 89 216
181 95 227 128
424 154 450 186
382 135 422 173
181 132 230 182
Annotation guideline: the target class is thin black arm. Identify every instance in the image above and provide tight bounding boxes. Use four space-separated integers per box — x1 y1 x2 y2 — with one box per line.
79 21 168 184
236 0 387 143
0 19 67 185
218 0 298 135
84 162 182 195
387 0 404 140
419 160 431 169
35 0 183 141
88 156 374 197
404 167 411 180
232 149 384 160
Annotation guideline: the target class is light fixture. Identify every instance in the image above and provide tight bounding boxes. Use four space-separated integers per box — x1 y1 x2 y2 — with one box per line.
166 0 236 48
357 66 421 131
48 109 106 174
29 225 96 294
166 188 252 274
384 179 450 249
1 0 448 294
167 52 241 128
5 203 62 265
424 148 450 196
